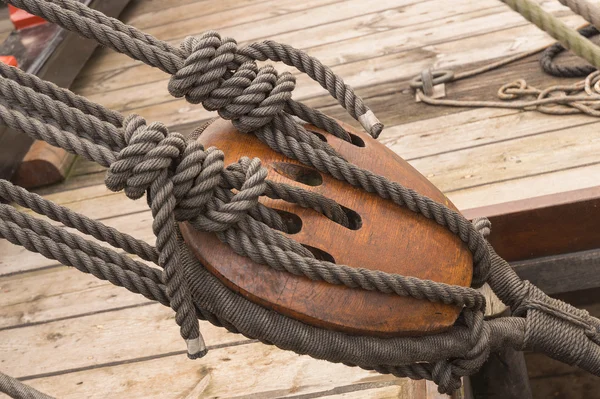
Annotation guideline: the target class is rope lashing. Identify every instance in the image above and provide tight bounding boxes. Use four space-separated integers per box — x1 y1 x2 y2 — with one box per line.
0 32 493 369
1 0 600 396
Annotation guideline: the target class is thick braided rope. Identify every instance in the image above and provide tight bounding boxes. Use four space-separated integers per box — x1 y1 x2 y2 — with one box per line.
0 75 124 150
0 204 161 283
0 216 169 306
0 180 158 263
0 99 116 167
0 372 55 399
501 0 600 70
0 61 122 125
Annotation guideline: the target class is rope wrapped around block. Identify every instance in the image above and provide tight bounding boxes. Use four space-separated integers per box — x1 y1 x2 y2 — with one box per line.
0 0 599 395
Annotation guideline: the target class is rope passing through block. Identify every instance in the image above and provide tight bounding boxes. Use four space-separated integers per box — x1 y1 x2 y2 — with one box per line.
0 0 600 397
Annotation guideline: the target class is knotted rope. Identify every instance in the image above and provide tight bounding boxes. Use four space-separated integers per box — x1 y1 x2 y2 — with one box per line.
0 0 599 396
414 69 600 117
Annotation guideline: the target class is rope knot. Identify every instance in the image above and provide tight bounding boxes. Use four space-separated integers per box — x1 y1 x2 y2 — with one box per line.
105 114 186 200
168 32 238 104
191 156 268 232
433 309 491 394
106 114 270 235
168 31 295 133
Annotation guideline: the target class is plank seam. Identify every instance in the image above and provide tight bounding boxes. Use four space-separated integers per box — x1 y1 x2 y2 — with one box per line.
75 2 502 96
0 301 155 332
18 339 257 381
281 380 404 399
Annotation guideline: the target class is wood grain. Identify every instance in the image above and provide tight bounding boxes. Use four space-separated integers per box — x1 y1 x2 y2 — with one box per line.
0 266 150 329
73 1 504 96
9 341 412 399
181 118 472 337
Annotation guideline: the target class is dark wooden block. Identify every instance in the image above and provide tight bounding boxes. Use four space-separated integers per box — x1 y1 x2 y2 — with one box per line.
181 118 473 337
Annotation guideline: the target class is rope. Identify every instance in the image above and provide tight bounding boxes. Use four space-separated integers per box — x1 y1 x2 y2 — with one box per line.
558 0 600 30
0 372 55 399
416 71 600 116
500 0 600 70
541 25 600 77
0 0 599 395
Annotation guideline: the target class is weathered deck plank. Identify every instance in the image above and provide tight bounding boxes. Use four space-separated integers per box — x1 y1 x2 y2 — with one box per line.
1 303 245 378
1 266 151 329
72 1 506 96
78 12 584 133
8 343 405 399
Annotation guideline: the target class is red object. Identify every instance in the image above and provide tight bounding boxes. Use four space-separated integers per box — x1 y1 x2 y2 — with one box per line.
8 5 46 30
0 55 18 67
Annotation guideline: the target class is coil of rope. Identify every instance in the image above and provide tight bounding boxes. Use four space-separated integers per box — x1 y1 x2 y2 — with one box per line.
0 0 600 397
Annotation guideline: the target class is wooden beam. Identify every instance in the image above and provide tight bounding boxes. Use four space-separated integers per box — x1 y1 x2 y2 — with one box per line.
462 186 600 295
512 249 600 295
463 186 600 262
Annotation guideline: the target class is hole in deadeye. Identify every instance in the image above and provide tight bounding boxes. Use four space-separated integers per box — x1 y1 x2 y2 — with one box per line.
302 244 336 263
272 209 302 234
272 162 323 187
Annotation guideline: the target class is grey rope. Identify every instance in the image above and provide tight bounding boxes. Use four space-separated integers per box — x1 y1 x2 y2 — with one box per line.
541 25 599 77
0 180 158 263
8 0 382 137
0 372 55 399
0 0 600 394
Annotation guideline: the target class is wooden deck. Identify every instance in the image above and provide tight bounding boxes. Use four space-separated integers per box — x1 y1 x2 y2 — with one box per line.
2 0 600 397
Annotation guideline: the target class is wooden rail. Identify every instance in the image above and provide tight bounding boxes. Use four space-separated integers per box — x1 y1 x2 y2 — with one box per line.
464 185 600 294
